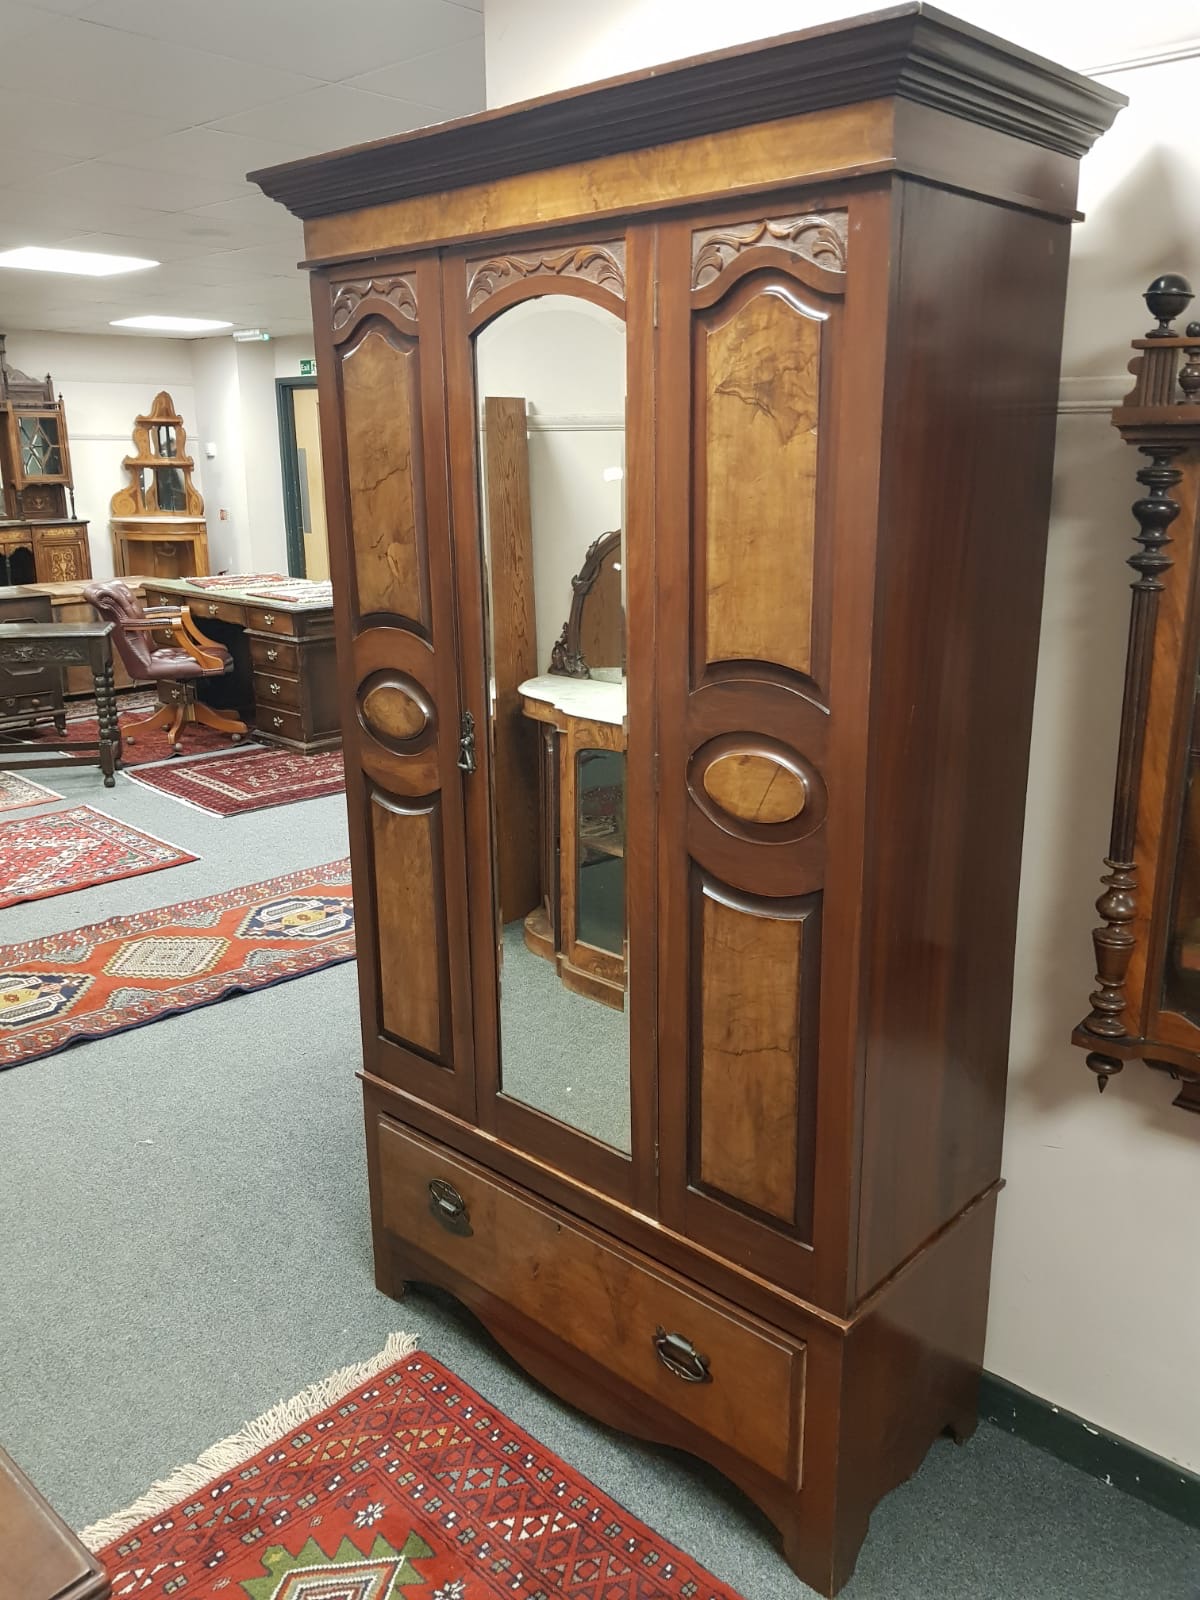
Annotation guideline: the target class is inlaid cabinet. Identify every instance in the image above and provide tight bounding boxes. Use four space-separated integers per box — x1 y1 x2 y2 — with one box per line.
253 10 1121 1592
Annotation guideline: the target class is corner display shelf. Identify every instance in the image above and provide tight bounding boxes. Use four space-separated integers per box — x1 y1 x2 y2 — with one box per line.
110 390 209 580
1073 274 1200 1112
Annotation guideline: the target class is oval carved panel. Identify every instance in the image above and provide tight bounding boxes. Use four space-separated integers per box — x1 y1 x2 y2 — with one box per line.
703 750 806 825
358 669 435 754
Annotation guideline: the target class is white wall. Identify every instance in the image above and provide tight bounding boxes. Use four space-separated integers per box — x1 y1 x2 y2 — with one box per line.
484 2 1200 1471
3 332 202 583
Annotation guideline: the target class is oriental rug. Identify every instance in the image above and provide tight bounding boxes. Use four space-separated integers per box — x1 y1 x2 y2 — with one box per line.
0 771 61 813
81 1340 743 1600
128 746 345 815
0 858 352 1068
0 806 196 910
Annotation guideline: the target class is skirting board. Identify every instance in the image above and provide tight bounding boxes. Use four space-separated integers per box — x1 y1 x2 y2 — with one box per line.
979 1373 1199 1529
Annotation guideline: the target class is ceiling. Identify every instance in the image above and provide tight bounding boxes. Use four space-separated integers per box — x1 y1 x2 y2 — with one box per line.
0 0 484 337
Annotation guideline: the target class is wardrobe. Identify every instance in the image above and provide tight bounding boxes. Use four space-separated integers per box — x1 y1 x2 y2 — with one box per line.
253 10 1121 1592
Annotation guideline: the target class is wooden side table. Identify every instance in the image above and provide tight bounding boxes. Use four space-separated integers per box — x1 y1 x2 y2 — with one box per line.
0 1448 109 1600
0 622 119 784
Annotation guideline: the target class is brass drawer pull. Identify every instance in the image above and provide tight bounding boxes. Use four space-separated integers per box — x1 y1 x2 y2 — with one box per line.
653 1327 712 1384
269 681 281 695
262 612 275 626
267 648 278 661
208 602 219 614
428 1177 472 1236
272 715 284 729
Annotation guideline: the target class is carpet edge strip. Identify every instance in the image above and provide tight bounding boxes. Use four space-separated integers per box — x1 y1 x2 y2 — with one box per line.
77 1330 418 1552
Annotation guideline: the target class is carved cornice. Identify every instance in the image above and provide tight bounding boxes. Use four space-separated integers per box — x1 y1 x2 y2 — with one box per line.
331 274 418 331
691 212 848 289
252 11 1124 222
466 243 626 312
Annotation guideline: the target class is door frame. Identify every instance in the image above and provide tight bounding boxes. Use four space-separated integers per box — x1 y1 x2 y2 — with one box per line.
276 374 319 578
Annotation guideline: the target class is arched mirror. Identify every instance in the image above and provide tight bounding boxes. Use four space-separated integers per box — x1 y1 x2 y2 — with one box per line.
474 292 629 1152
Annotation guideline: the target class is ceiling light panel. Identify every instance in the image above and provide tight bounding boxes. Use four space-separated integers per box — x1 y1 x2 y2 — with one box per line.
0 245 158 276
111 315 233 332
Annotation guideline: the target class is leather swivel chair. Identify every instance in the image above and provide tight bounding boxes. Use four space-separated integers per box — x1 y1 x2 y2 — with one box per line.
83 581 247 754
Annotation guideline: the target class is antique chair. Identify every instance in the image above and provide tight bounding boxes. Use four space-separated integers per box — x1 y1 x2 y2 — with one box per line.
83 580 246 754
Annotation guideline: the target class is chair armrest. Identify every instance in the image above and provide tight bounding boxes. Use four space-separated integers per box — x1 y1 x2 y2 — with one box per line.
121 609 225 672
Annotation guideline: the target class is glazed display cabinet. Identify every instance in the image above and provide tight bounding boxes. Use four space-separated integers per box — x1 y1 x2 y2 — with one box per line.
1074 275 1200 1112
253 8 1121 1592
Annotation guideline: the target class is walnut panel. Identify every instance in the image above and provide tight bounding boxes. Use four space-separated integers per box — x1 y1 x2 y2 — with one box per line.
703 749 807 824
699 283 821 678
694 877 819 1235
341 324 429 628
370 789 448 1062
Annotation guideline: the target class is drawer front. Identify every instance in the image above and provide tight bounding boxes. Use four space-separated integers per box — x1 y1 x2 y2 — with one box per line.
253 669 303 711
249 635 301 675
255 703 307 742
191 596 244 626
377 1118 804 1483
249 605 297 636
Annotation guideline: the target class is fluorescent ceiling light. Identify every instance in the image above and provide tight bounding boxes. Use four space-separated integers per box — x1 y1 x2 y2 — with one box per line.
111 316 233 333
0 245 158 277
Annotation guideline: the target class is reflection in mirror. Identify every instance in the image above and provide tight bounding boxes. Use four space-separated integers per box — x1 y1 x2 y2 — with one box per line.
155 465 187 512
1165 677 1200 1022
153 423 178 458
474 294 630 1152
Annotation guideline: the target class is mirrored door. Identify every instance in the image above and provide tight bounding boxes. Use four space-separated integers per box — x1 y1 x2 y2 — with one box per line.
472 290 632 1154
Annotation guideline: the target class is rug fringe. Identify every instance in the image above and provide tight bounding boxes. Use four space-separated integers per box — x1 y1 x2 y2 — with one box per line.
77 1330 418 1552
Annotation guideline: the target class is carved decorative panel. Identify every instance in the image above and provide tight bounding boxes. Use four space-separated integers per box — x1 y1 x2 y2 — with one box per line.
340 326 430 629
693 876 819 1236
466 241 626 312
692 211 847 289
371 791 448 1062
360 671 433 745
331 274 418 331
702 749 807 825
699 281 822 678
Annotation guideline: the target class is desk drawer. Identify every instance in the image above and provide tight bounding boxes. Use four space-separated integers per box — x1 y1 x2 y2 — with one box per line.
376 1118 805 1484
191 597 243 626
249 635 300 675
249 605 297 636
253 669 302 711
255 703 306 742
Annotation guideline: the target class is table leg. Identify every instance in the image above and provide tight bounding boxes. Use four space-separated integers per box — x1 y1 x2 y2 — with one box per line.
95 652 119 786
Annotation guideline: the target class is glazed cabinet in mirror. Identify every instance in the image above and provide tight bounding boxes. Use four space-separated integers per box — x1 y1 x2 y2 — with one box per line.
255 10 1120 1593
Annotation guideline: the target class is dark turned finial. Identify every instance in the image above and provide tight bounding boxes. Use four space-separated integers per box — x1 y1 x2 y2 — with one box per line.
1181 324 1200 405
1144 273 1194 337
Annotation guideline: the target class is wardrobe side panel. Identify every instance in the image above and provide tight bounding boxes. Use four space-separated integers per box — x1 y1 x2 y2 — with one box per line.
856 180 1072 1298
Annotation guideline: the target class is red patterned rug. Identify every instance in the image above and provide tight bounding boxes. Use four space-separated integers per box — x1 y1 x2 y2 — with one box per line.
0 859 352 1067
19 711 239 765
82 1342 742 1600
128 746 345 814
0 806 196 910
0 771 61 813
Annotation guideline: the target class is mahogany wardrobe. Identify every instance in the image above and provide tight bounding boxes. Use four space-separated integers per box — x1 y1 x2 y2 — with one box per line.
253 9 1121 1592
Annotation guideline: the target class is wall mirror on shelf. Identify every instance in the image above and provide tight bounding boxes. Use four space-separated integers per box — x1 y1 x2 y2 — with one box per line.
473 292 630 1152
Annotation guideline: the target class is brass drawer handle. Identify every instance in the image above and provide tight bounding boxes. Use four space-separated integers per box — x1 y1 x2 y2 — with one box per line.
653 1327 712 1384
262 612 275 626
266 648 278 661
428 1177 472 1236
272 715 284 729
269 681 280 695
208 602 219 614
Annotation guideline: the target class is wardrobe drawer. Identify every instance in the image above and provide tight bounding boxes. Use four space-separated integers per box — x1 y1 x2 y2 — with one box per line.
249 635 301 675
376 1117 805 1484
253 669 303 711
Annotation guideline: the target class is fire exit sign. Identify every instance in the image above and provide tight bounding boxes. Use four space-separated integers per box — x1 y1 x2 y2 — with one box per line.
300 358 316 377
